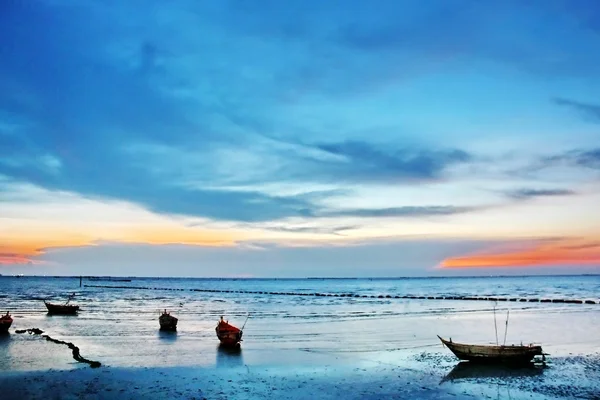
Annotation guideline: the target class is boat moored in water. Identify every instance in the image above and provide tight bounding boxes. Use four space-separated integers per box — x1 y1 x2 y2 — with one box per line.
44 301 80 315
438 336 544 364
216 316 243 347
159 310 178 331
0 311 13 333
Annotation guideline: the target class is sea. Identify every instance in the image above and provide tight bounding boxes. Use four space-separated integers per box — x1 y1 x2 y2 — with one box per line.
0 275 599 373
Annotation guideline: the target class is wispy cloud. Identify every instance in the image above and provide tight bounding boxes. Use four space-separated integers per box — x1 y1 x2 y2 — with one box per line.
321 205 476 218
554 98 600 121
542 149 600 170
506 188 576 200
311 140 471 183
257 224 360 236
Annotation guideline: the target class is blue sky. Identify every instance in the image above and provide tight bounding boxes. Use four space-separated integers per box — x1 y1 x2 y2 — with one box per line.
1 0 600 276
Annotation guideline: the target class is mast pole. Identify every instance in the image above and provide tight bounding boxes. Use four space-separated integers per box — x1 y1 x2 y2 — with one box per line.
241 313 251 331
503 310 510 346
493 304 499 345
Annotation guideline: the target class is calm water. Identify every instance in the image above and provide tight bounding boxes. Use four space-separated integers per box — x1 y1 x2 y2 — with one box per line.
0 275 599 372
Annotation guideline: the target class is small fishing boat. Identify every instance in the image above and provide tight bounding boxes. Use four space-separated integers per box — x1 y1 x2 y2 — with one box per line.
216 316 244 347
439 308 545 364
45 301 80 314
0 311 13 333
438 336 544 364
44 296 80 315
159 310 178 331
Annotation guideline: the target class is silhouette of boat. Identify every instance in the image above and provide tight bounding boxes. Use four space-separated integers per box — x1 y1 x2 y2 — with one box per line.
0 312 13 333
441 361 544 383
438 336 544 364
45 295 80 315
216 316 243 347
159 310 178 331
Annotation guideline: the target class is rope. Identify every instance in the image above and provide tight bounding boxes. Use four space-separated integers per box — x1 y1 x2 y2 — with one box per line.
15 328 101 368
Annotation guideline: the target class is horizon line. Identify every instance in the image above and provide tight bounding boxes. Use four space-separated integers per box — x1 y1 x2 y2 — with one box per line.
1 273 599 280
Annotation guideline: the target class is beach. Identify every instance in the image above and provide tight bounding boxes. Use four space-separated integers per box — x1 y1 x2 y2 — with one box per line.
2 349 599 399
1 276 599 399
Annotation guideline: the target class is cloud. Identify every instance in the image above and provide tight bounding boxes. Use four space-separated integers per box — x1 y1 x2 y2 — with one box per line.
0 253 36 265
441 238 600 268
560 241 600 250
0 1 475 223
258 224 360 236
0 237 508 277
309 140 471 183
321 205 476 218
1 0 597 228
506 188 576 200
554 98 600 121
336 1 600 78
541 149 600 170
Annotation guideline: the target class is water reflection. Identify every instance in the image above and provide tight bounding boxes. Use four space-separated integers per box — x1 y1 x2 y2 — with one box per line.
45 313 78 318
441 361 545 383
0 332 11 370
216 344 244 368
157 330 178 341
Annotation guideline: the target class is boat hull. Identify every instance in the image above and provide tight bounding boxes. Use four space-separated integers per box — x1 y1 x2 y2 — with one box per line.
216 321 242 347
438 336 543 364
44 302 80 315
0 320 12 333
159 314 178 331
216 331 242 346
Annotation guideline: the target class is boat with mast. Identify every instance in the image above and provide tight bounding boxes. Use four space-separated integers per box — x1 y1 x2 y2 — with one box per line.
438 308 545 364
215 315 248 347
44 294 80 315
159 310 178 331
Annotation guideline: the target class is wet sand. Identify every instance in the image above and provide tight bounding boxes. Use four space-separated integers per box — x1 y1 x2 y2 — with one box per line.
1 347 599 400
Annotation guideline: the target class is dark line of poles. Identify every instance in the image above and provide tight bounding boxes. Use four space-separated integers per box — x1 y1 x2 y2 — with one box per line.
83 284 598 305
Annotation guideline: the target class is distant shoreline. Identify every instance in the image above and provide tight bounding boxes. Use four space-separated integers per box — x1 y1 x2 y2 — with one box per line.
1 274 598 279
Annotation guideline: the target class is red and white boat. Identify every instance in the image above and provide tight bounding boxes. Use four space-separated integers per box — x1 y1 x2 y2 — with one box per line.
0 311 13 333
215 316 243 347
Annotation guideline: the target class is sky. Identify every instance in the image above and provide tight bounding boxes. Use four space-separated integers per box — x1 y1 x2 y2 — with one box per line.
1 0 600 277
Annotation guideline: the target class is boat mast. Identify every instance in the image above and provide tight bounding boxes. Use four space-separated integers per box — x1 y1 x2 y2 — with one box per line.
503 310 510 346
241 313 251 331
493 304 499 345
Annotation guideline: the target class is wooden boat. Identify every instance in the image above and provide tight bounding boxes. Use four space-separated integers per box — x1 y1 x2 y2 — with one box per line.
44 301 80 315
159 310 178 331
438 336 544 364
0 311 13 333
216 316 243 347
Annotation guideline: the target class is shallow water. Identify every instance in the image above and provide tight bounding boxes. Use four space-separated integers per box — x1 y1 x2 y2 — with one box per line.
0 275 598 373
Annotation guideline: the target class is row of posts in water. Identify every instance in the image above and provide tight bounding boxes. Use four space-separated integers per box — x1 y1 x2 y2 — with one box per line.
83 284 598 305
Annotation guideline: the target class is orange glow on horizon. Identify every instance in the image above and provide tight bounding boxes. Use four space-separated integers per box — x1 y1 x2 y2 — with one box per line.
0 253 39 265
442 239 600 268
0 226 242 266
121 225 239 247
